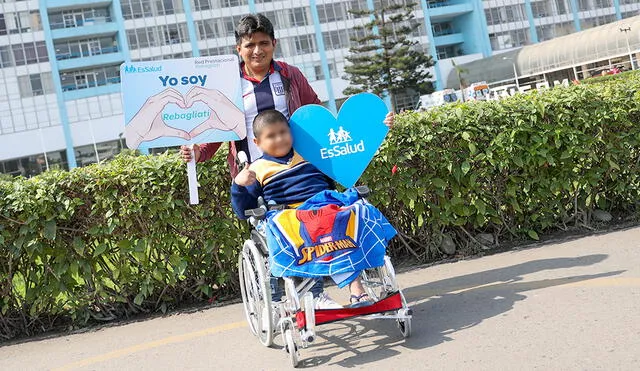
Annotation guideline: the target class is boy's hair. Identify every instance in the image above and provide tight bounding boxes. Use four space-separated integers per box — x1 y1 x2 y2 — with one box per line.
253 109 289 138
235 14 275 45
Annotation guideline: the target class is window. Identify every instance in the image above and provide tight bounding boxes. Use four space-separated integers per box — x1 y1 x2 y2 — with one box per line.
55 37 118 60
0 14 6 35
621 10 639 19
0 10 41 35
10 42 48 66
222 0 246 6
317 3 347 23
581 14 617 30
293 34 316 54
432 22 453 36
127 23 188 49
193 0 211 11
322 30 350 51
595 0 612 8
578 0 590 11
121 0 180 19
155 0 182 15
531 1 550 17
261 11 280 29
289 8 308 27
484 5 527 25
410 19 426 37
554 0 569 15
489 29 530 50
49 8 111 29
314 62 338 80
348 28 369 43
536 22 574 42
436 45 458 59
161 23 186 44
347 1 368 15
0 46 11 68
60 66 121 92
200 45 236 56
17 73 54 97
224 15 243 37
197 19 222 40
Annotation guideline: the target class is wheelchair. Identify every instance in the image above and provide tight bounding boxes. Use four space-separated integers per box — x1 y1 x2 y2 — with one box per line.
238 186 412 367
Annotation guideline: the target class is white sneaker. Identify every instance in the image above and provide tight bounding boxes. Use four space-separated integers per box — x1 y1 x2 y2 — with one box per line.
314 293 343 309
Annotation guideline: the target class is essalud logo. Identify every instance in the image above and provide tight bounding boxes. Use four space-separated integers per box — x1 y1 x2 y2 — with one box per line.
123 65 163 74
320 126 365 159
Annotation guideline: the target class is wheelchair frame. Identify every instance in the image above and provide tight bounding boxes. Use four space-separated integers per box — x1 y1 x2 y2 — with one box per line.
238 187 412 367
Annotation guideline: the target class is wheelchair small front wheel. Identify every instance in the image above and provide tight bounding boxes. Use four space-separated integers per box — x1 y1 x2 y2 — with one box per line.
397 315 412 338
238 240 274 347
284 328 300 368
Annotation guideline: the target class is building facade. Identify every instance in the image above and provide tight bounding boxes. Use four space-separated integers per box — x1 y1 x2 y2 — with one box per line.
0 0 638 176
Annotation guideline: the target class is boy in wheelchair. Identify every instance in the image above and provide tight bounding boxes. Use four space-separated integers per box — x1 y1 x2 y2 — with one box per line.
232 109 393 310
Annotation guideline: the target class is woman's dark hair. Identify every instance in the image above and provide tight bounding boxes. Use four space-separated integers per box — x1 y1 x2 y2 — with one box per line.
235 14 275 45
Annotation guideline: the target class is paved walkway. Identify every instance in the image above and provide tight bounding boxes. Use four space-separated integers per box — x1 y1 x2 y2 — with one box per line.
2 228 640 370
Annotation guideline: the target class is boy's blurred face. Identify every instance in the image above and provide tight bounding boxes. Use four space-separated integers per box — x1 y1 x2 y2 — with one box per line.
254 121 292 158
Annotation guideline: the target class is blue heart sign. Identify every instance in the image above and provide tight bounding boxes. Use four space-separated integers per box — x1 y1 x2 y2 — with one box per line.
289 93 389 188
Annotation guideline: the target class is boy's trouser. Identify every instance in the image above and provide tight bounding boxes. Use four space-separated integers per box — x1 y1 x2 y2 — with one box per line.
270 277 323 302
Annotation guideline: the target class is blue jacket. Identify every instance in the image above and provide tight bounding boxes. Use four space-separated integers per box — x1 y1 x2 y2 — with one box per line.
231 150 334 219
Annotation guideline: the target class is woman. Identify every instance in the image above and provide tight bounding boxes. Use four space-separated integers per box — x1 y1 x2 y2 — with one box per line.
180 13 393 174
180 14 393 308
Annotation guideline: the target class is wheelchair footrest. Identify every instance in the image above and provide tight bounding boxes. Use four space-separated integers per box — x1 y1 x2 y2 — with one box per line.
295 291 404 329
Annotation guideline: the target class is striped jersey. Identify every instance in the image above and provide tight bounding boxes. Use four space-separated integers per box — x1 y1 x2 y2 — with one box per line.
240 62 289 161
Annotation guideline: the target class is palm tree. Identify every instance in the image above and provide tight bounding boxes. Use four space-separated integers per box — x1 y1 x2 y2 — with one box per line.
451 59 468 102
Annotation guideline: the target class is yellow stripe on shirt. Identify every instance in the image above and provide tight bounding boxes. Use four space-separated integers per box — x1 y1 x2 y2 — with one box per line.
250 151 307 186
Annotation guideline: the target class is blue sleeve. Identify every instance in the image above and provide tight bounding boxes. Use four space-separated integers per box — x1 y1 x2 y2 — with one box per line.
231 181 263 219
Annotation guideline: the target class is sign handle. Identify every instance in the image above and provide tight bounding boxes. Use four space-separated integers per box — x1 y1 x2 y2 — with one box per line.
187 144 199 205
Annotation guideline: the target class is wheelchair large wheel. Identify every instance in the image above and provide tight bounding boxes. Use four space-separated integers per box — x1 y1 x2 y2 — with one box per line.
238 239 274 346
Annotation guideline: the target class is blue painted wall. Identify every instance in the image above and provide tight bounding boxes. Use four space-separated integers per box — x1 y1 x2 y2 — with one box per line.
309 0 337 114
40 0 78 168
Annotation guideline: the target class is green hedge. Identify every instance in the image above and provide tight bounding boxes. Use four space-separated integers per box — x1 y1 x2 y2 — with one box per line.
0 150 247 340
1 71 640 340
363 70 640 247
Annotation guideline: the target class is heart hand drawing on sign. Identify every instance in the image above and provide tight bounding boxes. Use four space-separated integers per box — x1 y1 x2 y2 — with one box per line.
289 93 389 188
124 87 246 149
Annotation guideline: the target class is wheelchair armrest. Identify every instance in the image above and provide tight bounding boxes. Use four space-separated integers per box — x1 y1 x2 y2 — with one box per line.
268 204 286 211
245 207 266 219
355 185 371 198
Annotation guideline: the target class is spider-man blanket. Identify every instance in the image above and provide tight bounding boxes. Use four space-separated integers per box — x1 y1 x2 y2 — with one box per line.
265 189 397 288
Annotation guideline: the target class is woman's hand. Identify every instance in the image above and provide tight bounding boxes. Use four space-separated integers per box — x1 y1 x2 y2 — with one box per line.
180 144 201 163
384 111 395 128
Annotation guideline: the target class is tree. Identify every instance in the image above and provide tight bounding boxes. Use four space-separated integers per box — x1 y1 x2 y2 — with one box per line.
343 1 435 112
451 59 468 102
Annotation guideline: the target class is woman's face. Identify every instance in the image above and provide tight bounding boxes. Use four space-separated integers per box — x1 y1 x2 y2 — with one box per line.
236 32 276 73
